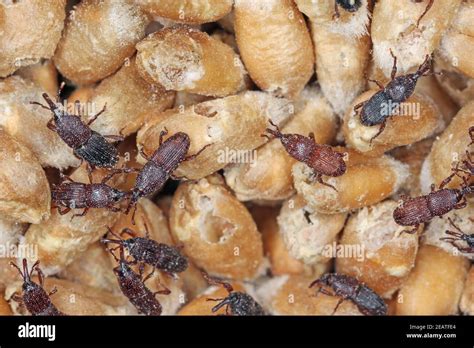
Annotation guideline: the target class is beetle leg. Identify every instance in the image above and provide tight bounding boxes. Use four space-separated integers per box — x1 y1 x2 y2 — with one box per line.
416 0 434 28
10 293 23 304
454 198 467 210
57 207 71 215
331 297 345 315
353 102 365 112
46 118 57 132
159 127 169 145
87 103 107 125
369 119 387 145
70 207 89 220
102 167 139 184
154 278 171 296
184 143 213 162
30 101 51 111
48 287 58 297
142 267 155 283
368 78 384 90
389 49 398 80
401 224 420 235
315 173 338 192
138 147 151 162
103 134 125 142
332 2 340 19
170 173 190 181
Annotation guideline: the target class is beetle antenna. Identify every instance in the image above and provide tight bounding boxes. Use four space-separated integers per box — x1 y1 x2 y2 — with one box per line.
9 260 26 281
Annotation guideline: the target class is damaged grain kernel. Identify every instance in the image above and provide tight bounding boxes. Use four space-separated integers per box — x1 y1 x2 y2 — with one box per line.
335 200 418 299
234 0 314 99
0 0 66 77
420 100 474 193
54 0 149 85
435 54 474 107
293 148 409 214
137 91 293 180
438 1 474 79
85 56 175 138
136 26 246 97
0 129 50 224
135 0 233 24
396 245 469 315
344 91 444 157
169 175 264 280
224 86 337 202
277 195 347 265
371 0 461 78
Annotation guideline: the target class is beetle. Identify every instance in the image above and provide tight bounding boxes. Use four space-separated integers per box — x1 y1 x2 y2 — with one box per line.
202 272 265 316
333 0 362 19
51 171 128 218
440 217 474 254
108 244 170 316
101 225 188 275
393 166 473 234
9 259 64 316
125 128 210 220
263 120 346 191
309 273 387 316
30 84 122 169
354 52 434 143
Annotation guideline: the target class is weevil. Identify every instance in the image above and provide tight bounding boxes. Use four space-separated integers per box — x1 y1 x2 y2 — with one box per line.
10 259 64 316
125 129 211 220
354 52 434 143
309 273 387 316
263 120 346 191
108 244 170 316
30 84 122 169
202 272 265 316
393 165 473 234
440 217 474 254
101 225 188 274
333 0 362 19
51 171 128 218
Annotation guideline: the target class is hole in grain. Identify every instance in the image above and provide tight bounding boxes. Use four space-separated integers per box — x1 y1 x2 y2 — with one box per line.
198 195 236 243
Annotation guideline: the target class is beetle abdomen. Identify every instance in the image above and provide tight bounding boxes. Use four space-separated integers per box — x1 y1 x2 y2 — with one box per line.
426 189 459 217
52 183 87 208
360 91 390 126
152 133 190 173
393 197 431 226
74 131 118 168
353 285 387 316
309 146 346 177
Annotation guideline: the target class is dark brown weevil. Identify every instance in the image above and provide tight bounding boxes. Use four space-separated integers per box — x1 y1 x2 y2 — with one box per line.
202 272 265 316
393 166 473 234
310 273 387 316
440 217 474 254
125 129 211 220
10 259 64 316
30 84 122 169
51 172 128 218
101 225 188 275
354 52 434 143
263 120 346 191
108 245 170 316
